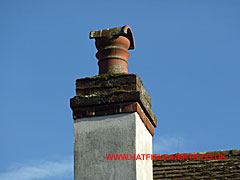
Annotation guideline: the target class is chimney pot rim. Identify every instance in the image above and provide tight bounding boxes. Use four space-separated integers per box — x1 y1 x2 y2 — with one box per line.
89 25 135 50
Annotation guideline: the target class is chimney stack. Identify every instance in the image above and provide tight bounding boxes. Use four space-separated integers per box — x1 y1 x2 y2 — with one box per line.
70 25 157 180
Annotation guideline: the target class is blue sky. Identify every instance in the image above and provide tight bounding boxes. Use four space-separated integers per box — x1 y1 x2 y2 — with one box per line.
1 0 240 179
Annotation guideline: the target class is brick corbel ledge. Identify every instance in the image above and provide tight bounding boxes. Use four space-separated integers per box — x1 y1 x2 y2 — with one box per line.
70 74 157 136
71 102 155 136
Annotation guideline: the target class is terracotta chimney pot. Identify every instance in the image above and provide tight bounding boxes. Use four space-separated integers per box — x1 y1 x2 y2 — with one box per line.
90 25 135 74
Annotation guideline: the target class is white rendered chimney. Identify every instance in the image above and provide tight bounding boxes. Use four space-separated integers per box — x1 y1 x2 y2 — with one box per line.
70 25 157 180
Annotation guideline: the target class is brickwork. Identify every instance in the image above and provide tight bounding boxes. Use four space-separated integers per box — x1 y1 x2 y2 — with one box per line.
70 73 157 135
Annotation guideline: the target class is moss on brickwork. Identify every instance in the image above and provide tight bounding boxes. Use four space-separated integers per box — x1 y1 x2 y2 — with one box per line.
83 73 129 80
70 73 157 127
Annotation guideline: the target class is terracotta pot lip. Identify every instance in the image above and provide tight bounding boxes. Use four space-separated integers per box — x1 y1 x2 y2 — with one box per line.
95 36 131 51
89 25 135 50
